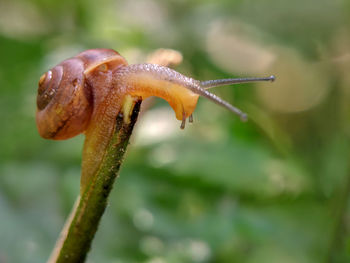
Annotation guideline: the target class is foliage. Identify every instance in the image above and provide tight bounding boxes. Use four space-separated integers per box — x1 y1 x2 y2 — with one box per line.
0 0 350 262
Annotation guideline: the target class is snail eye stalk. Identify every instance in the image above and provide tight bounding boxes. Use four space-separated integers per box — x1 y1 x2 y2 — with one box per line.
200 75 275 89
188 75 276 121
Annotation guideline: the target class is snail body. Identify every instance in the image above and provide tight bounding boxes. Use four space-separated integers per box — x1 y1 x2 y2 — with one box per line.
36 48 275 192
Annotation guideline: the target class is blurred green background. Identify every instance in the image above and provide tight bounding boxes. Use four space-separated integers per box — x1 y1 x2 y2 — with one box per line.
1 0 350 262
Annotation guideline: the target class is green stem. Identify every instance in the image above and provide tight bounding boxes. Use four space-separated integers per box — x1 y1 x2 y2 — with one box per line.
49 100 141 263
325 164 350 263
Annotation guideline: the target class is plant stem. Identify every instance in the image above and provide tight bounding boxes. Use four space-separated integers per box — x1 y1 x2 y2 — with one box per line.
325 163 350 263
48 100 142 263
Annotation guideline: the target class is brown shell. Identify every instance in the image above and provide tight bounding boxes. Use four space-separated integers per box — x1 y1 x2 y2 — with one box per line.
36 49 127 140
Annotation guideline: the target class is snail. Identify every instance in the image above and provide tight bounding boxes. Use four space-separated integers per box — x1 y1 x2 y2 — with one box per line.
36 48 275 192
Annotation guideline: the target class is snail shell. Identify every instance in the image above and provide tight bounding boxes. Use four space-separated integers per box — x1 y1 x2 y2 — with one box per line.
36 49 127 140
